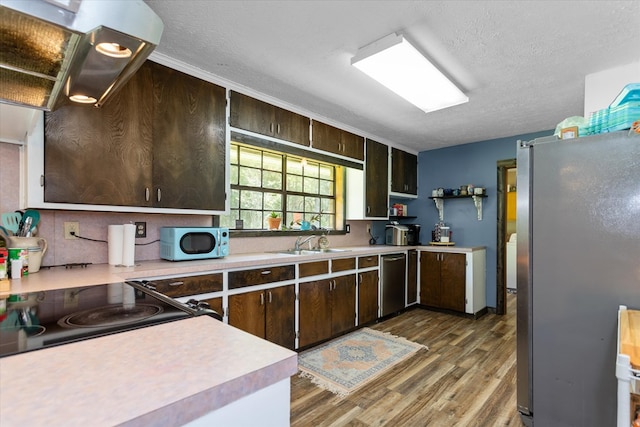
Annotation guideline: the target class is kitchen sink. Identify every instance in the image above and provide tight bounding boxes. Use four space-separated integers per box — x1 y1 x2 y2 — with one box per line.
271 248 350 256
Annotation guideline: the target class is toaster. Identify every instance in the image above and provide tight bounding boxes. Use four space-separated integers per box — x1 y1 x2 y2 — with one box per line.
385 224 409 246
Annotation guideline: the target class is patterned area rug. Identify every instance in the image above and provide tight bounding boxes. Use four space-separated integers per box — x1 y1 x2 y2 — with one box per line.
298 327 428 397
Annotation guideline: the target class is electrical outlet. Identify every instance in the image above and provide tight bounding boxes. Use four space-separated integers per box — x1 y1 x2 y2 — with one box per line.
63 290 79 308
135 222 147 238
345 224 351 233
366 224 371 235
64 222 79 239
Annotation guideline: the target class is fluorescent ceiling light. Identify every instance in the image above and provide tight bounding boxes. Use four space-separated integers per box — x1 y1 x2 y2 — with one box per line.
352 33 468 113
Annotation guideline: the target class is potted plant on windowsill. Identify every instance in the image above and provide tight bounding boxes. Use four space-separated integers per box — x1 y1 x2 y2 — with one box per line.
267 212 282 230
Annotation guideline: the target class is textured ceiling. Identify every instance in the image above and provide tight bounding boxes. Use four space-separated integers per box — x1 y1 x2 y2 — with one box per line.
144 0 639 152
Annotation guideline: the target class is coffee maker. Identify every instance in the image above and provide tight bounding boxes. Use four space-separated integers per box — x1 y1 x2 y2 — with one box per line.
406 224 421 245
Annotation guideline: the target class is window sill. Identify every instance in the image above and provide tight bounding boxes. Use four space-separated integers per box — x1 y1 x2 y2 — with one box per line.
230 229 346 238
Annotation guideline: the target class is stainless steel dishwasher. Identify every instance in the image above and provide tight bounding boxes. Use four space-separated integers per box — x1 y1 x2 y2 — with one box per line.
381 253 406 316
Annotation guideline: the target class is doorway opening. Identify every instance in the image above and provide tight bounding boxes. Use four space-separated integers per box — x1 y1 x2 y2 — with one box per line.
496 159 516 315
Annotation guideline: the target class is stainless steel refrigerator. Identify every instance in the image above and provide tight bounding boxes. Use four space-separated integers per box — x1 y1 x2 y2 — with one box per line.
516 130 640 426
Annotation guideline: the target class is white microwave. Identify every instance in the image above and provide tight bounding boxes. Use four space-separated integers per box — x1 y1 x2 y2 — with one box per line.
160 227 229 261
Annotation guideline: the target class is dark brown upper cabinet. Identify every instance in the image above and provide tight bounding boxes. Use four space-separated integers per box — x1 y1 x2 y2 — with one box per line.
365 139 389 217
43 60 227 211
391 147 417 195
311 120 364 161
229 91 310 146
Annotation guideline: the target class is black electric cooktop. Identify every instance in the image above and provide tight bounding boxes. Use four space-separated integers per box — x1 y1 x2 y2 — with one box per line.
0 282 211 358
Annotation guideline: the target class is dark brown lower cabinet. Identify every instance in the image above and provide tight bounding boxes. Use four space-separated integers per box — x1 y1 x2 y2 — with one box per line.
407 249 418 304
299 274 356 347
228 285 295 349
358 270 378 325
203 297 223 318
419 251 466 312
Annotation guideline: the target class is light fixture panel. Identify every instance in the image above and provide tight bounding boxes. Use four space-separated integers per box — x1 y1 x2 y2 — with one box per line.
352 33 468 113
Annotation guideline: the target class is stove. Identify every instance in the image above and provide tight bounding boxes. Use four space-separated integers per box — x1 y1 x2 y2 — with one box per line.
0 281 221 358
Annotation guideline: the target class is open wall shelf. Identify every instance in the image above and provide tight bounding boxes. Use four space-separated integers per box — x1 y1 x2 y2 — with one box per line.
428 194 488 221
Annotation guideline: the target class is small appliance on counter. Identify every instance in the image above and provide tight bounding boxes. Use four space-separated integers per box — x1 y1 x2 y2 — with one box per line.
160 227 229 261
430 222 455 246
385 222 409 246
406 224 421 245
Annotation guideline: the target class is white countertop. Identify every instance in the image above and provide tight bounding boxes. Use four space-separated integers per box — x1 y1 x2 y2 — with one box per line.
4 245 485 294
0 244 485 426
0 316 297 426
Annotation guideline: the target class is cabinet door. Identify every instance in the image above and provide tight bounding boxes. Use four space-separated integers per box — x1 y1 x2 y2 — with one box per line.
298 279 332 347
43 62 154 206
365 139 389 217
229 91 275 136
440 253 466 312
407 249 418 304
151 61 226 210
202 297 223 318
331 274 356 335
265 285 296 350
228 290 266 339
340 131 365 161
358 270 378 325
311 121 364 160
273 106 310 146
311 120 341 154
419 251 441 307
391 148 418 195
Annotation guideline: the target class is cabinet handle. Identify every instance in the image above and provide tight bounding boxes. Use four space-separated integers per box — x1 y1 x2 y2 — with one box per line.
260 293 265 305
276 124 280 134
359 274 362 285
260 270 271 275
145 187 150 202
157 188 162 202
270 123 274 133
268 291 273 303
168 281 184 287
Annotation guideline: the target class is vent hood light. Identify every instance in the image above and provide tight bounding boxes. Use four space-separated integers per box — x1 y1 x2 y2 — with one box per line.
96 43 133 59
0 0 163 111
68 94 96 104
352 33 468 113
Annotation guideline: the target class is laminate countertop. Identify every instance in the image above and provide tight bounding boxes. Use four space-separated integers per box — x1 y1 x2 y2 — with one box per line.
0 244 484 426
3 245 485 294
0 315 297 426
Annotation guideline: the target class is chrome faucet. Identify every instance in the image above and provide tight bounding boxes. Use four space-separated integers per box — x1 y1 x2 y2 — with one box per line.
294 235 316 251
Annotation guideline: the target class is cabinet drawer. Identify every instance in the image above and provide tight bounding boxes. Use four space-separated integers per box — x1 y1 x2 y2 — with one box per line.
229 265 295 289
299 260 329 278
332 257 356 273
358 255 379 268
151 273 223 297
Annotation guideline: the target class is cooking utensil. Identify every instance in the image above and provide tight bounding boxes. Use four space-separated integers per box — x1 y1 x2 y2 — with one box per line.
20 216 32 236
22 209 40 232
2 212 21 234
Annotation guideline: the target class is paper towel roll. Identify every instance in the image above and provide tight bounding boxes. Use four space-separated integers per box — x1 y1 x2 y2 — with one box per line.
108 225 124 265
122 284 135 309
107 283 123 304
122 223 136 267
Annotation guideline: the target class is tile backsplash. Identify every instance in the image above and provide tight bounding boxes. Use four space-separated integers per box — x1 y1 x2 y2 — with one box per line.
1 142 372 267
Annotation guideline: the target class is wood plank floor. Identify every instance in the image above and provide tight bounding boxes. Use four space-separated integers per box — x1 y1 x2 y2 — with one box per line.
291 294 522 426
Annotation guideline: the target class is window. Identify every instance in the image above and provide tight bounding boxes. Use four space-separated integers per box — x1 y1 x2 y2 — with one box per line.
220 142 344 231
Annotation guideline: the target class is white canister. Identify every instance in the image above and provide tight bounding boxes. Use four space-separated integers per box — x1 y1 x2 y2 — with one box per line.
27 247 43 273
11 259 22 279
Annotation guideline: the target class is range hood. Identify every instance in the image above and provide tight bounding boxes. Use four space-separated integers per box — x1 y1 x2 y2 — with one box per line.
0 0 163 111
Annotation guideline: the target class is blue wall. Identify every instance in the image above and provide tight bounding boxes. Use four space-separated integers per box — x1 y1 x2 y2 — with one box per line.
399 129 552 309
